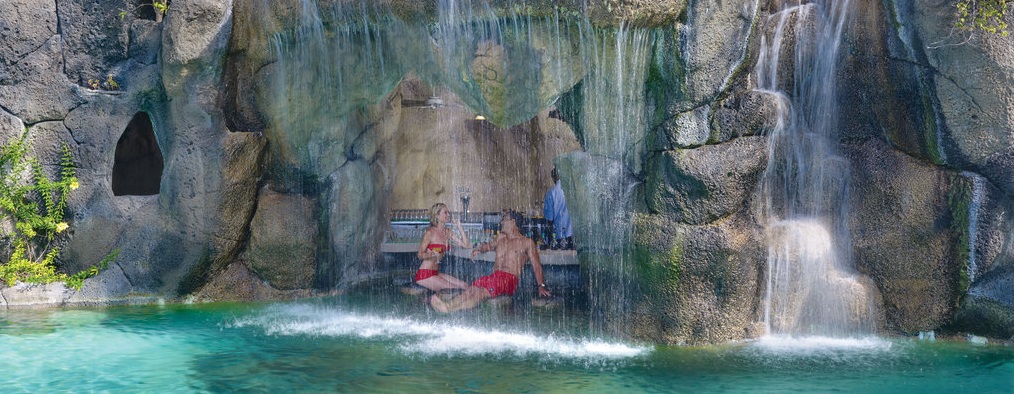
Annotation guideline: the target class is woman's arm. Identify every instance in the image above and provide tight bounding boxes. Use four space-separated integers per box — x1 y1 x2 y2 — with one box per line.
450 219 472 249
417 228 439 260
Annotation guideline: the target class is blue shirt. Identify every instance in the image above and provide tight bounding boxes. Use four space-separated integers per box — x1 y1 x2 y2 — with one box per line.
543 180 572 239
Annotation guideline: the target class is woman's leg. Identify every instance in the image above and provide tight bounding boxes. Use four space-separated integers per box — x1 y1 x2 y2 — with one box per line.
416 274 468 292
437 273 470 289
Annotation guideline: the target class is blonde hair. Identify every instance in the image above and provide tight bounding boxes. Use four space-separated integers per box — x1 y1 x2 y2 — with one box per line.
429 203 447 226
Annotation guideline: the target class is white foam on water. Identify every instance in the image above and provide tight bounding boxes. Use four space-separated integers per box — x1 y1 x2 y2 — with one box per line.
405 326 648 358
753 335 892 354
231 303 650 360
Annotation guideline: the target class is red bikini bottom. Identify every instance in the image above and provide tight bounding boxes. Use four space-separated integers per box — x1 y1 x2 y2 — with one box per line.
414 269 439 281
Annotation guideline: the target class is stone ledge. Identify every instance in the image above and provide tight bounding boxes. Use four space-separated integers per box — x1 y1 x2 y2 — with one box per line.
0 282 162 309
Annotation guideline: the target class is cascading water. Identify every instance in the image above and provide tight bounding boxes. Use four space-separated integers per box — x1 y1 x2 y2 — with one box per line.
756 0 879 337
262 0 656 338
567 25 653 337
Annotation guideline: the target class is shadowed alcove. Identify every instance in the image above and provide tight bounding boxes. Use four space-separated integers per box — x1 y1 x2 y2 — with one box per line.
112 111 164 196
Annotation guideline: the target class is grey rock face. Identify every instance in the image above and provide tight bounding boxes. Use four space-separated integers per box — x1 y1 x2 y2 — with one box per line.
677 0 758 111
846 138 963 333
0 0 58 83
0 34 85 123
326 159 387 288
631 211 765 344
645 136 768 225
852 0 1014 337
56 0 132 85
247 187 318 290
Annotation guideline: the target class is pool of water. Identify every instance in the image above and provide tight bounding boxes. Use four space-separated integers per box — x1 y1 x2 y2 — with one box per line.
2 289 1012 392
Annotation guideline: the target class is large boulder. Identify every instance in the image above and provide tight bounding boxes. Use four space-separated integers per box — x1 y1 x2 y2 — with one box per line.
645 136 768 225
630 212 765 344
246 187 318 290
326 160 386 288
846 138 966 333
206 132 268 275
194 261 314 302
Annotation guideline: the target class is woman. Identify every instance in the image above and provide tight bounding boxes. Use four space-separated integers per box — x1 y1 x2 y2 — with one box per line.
415 202 472 292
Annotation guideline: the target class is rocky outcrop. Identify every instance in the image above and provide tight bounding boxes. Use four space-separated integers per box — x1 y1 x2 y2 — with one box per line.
843 0 1014 337
631 212 765 345
0 0 265 304
645 136 768 225
247 187 318 290
846 138 965 333
193 261 314 302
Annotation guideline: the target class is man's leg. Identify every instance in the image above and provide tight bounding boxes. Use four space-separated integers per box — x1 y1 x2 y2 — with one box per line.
431 286 491 313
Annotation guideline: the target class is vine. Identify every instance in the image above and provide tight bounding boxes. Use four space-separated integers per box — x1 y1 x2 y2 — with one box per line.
0 130 113 290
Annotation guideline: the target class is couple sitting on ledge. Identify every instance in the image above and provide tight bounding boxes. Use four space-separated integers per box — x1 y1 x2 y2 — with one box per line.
414 203 552 313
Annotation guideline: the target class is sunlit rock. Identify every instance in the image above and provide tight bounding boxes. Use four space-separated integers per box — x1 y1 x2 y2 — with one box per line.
630 212 765 345
846 138 963 333
645 136 768 225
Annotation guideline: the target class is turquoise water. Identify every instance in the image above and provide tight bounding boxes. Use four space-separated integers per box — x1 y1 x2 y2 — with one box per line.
2 292 1012 392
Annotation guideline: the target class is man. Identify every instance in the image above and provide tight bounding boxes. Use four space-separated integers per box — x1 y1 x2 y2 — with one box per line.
543 167 573 249
430 211 552 313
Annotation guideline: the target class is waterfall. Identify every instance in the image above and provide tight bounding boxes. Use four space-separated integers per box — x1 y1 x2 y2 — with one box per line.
426 3 654 335
756 1 878 337
268 1 411 176
962 171 984 283
261 0 654 336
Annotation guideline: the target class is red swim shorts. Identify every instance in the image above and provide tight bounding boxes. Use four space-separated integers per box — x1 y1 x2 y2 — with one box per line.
472 270 519 298
415 269 439 281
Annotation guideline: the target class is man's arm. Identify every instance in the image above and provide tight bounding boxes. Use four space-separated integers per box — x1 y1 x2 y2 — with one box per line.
470 237 497 260
528 240 552 297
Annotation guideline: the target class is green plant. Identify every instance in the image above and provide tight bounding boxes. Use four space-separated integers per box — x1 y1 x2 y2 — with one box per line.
105 74 120 90
0 130 111 290
119 0 170 21
87 74 120 91
956 0 1010 36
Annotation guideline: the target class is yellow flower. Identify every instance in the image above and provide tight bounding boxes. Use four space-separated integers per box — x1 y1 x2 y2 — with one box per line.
69 179 79 190
55 222 69 233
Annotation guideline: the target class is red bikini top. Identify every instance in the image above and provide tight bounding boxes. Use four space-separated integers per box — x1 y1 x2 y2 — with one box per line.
426 243 447 253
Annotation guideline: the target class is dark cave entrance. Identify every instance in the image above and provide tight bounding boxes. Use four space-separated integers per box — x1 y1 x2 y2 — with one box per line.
112 111 164 196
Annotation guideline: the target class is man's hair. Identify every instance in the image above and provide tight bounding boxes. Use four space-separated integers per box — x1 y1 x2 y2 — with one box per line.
503 210 524 224
551 167 559 182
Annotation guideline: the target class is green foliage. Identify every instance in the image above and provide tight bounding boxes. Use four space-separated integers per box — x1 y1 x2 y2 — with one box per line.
0 130 110 290
119 0 170 21
87 74 121 91
152 0 169 15
956 0 1010 36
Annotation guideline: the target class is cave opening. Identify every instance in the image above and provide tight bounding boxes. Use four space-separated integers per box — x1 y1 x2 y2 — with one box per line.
112 111 164 196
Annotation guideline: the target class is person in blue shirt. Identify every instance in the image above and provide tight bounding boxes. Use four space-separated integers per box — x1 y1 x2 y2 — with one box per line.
543 167 573 249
